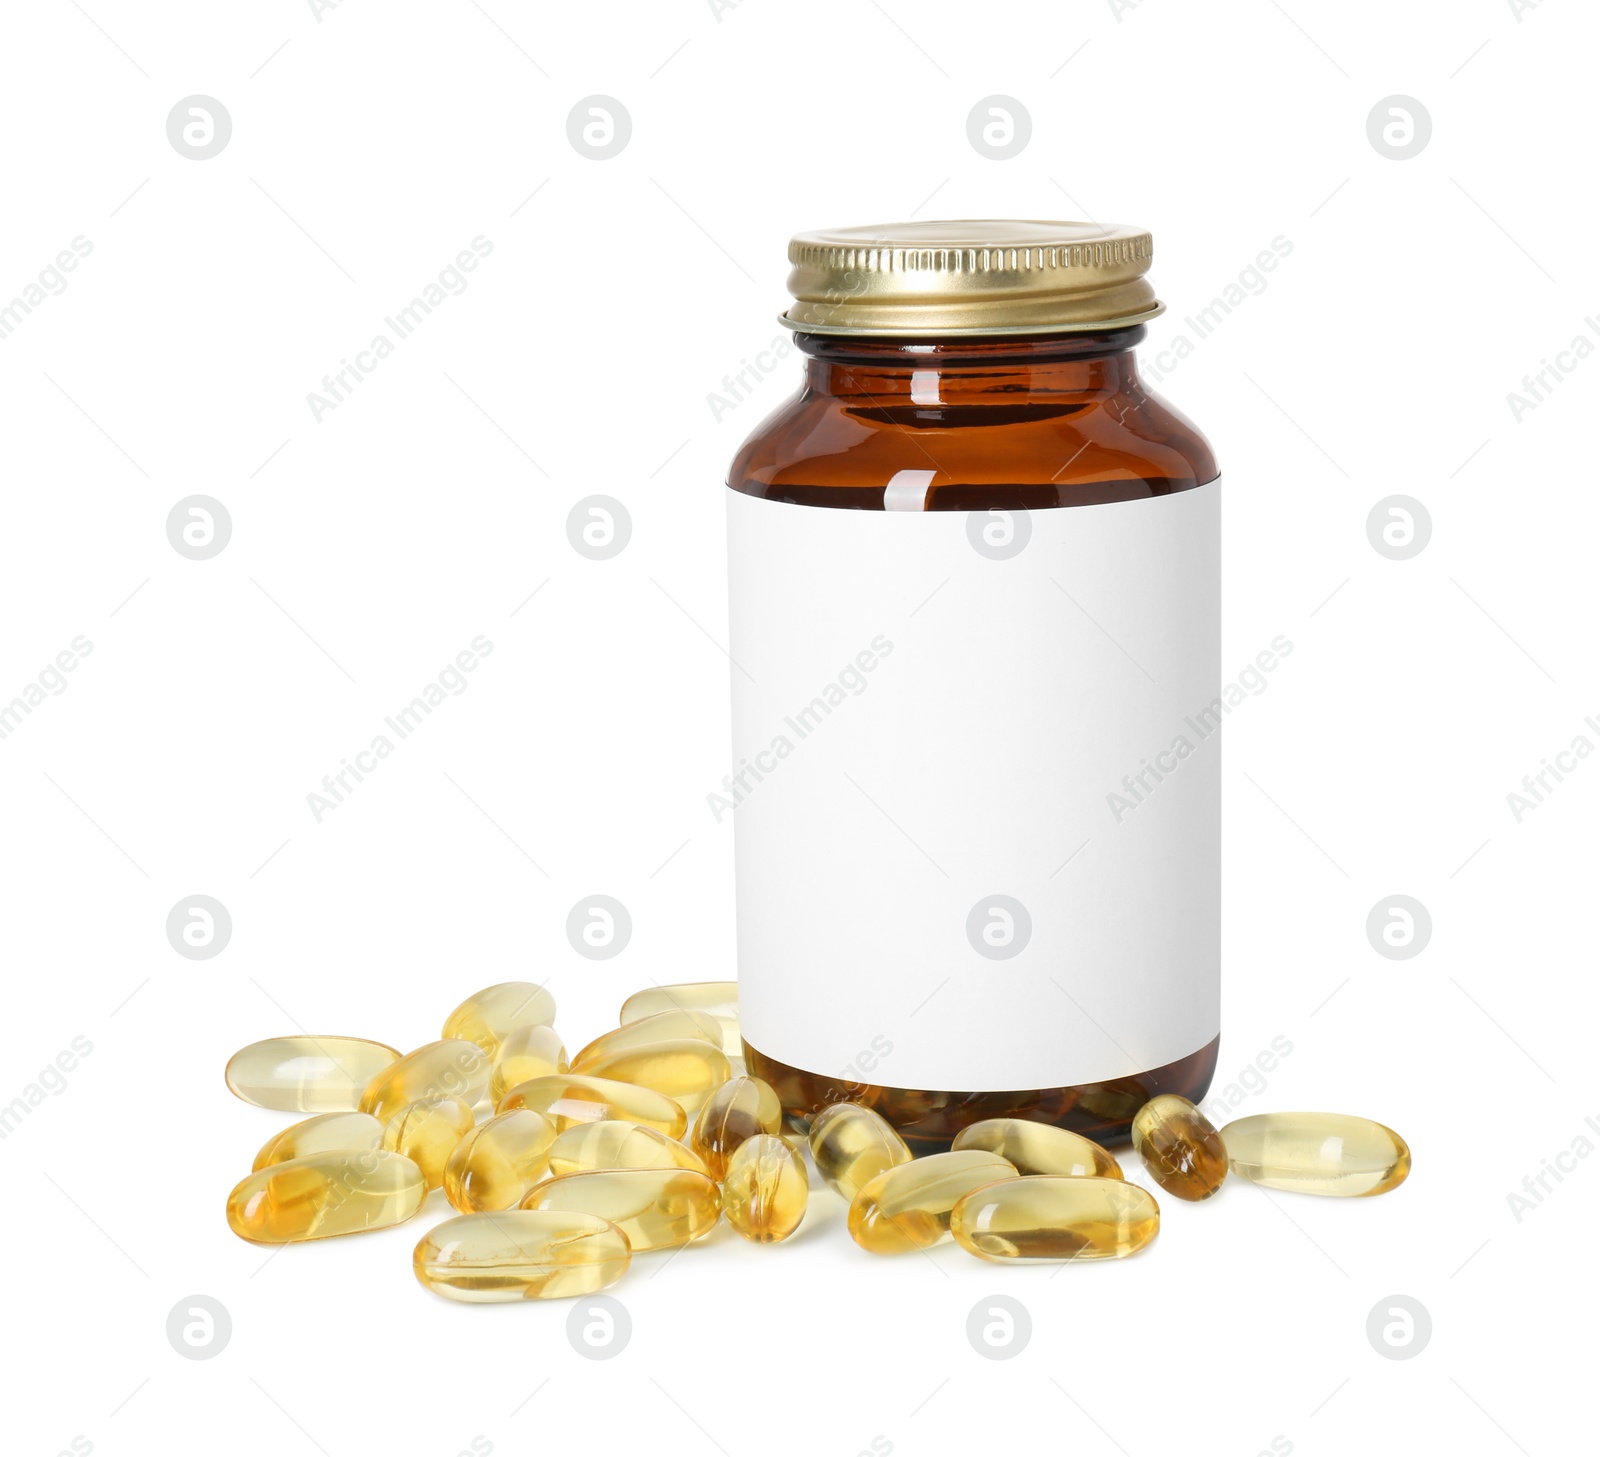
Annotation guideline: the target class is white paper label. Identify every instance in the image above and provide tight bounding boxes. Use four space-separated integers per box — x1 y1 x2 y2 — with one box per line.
725 483 1220 1092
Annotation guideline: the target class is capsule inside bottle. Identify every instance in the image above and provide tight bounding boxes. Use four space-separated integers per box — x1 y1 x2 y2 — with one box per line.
252 1111 384 1171
952 1118 1122 1180
413 1209 630 1302
226 1149 425 1243
522 1168 722 1251
226 1036 401 1113
951 1175 1160 1262
1220 1112 1411 1196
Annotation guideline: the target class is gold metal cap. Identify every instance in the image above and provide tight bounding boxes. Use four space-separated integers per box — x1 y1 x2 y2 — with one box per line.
780 219 1163 338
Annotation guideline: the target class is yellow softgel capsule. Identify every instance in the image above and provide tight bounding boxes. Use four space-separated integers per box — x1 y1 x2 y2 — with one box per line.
441 980 557 1057
522 1168 722 1251
496 1074 687 1138
360 1039 491 1123
414 1210 630 1302
572 1039 732 1115
809 1102 913 1203
690 1076 783 1179
849 1151 1017 1255
489 1025 570 1105
951 1175 1160 1262
571 1009 724 1069
1131 1095 1229 1201
382 1095 476 1190
619 982 739 1055
1220 1112 1412 1197
952 1118 1123 1180
225 1036 401 1113
723 1134 808 1243
547 1120 711 1178
226 1149 424 1243
444 1110 558 1213
252 1111 384 1171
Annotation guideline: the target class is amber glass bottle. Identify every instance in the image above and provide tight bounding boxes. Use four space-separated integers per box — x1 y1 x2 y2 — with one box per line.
725 222 1220 1150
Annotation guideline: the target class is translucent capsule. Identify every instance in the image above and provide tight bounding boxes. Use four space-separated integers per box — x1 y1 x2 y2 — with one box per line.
489 1024 570 1105
809 1102 913 1203
952 1118 1123 1180
225 1036 401 1113
226 1149 424 1243
522 1168 721 1251
1131 1095 1228 1201
547 1120 711 1178
619 982 740 1056
723 1134 808 1243
849 1151 1017 1255
571 1009 724 1069
690 1076 783 1179
441 980 557 1057
414 1210 630 1302
252 1111 384 1171
444 1110 558 1213
571 1038 731 1115
496 1074 687 1138
359 1039 491 1123
382 1095 476 1190
951 1176 1160 1262
1220 1112 1412 1197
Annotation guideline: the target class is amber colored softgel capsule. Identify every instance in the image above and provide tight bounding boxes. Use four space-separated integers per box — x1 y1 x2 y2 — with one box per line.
523 1168 722 1251
442 981 557 1057
691 1076 783 1179
360 1039 491 1123
1131 1095 1229 1201
226 1036 401 1113
414 1210 630 1302
226 1150 425 1243
547 1120 710 1178
571 1009 724 1068
619 982 740 1056
496 1074 687 1138
809 1103 913 1203
252 1112 384 1171
444 1110 558 1213
849 1151 1017 1255
489 1025 569 1105
723 1134 808 1243
1220 1112 1411 1197
382 1096 476 1190
952 1118 1123 1179
951 1176 1160 1262
572 1039 732 1114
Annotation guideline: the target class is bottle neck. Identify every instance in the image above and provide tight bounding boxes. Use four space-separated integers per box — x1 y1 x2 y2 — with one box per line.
793 326 1147 403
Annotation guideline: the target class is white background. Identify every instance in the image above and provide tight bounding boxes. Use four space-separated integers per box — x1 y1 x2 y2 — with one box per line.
2 2 1595 1455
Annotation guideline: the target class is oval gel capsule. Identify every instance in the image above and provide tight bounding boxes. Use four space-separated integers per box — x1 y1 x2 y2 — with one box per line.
849 1151 1017 1255
952 1118 1123 1179
226 1036 401 1113
252 1111 384 1171
414 1210 630 1302
951 1176 1160 1262
1220 1112 1411 1196
619 982 739 1055
382 1095 476 1190
809 1103 913 1203
571 1009 724 1068
441 981 557 1057
547 1120 710 1178
522 1168 722 1251
489 1024 570 1106
226 1149 425 1243
360 1039 491 1123
723 1134 808 1244
573 1039 731 1115
691 1076 783 1179
1131 1095 1228 1201
444 1110 558 1213
496 1074 687 1138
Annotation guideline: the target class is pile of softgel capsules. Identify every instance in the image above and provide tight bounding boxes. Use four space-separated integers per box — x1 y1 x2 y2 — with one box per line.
224 981 1411 1301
